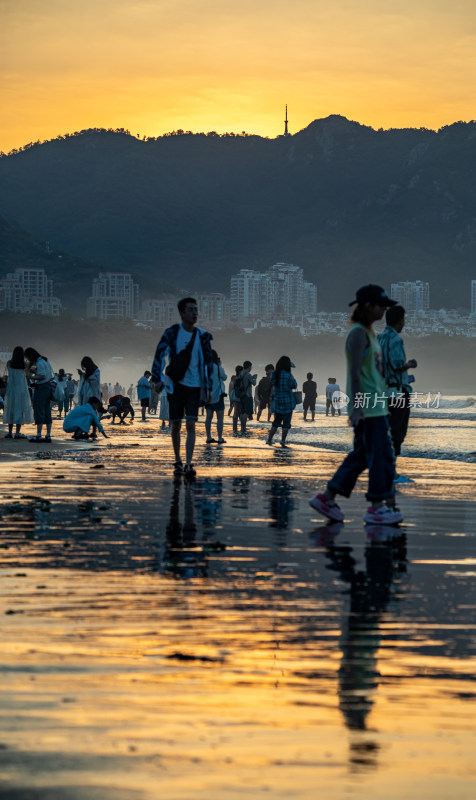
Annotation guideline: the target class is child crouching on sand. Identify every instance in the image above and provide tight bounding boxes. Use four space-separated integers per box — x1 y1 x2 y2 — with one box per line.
107 395 135 424
63 397 108 440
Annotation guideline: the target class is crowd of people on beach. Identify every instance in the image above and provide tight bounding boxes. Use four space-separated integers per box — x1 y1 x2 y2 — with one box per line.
1 285 418 525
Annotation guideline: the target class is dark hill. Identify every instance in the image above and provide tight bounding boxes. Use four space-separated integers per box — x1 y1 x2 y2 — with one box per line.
0 214 105 307
1 116 476 308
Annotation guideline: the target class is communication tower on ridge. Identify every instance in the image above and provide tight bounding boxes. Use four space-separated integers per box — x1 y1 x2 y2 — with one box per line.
284 104 290 136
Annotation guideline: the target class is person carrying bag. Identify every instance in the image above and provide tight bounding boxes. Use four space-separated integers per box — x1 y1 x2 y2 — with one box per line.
165 327 197 383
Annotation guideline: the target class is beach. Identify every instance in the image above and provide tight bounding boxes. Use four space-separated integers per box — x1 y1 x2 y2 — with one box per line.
1 408 475 799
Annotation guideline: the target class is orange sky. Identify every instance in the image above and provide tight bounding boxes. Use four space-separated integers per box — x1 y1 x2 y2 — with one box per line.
2 0 476 152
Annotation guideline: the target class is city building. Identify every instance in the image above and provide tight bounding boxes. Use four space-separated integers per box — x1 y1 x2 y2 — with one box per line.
230 269 267 320
391 280 430 312
0 268 62 315
195 293 231 326
86 272 139 319
139 298 177 328
471 280 476 316
230 263 316 323
303 281 318 317
138 293 231 328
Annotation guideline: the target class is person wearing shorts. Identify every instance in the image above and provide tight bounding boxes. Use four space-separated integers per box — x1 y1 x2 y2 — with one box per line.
152 297 213 477
137 370 152 421
302 372 317 421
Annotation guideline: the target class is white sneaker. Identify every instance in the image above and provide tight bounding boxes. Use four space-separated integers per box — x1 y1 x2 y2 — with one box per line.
364 506 403 525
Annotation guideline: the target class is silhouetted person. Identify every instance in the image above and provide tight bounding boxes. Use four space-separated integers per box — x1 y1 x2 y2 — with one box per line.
257 364 274 421
233 360 256 435
378 305 418 482
266 356 297 447
152 297 213 477
302 372 317 421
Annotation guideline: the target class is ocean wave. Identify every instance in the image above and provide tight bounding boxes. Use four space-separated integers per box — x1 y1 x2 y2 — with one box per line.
298 438 476 463
434 396 476 409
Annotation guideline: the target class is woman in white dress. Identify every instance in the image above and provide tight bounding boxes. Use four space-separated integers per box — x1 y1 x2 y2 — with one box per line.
159 387 169 429
4 346 34 438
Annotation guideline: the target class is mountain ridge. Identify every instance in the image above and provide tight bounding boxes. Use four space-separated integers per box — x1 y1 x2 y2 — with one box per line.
1 115 475 309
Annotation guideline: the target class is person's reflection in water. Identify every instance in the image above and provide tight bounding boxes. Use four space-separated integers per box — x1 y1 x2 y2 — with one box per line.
231 477 250 510
268 479 294 531
194 477 223 532
325 526 407 769
162 479 208 578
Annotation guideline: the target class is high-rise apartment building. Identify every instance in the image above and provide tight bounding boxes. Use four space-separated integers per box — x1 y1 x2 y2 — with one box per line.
195 293 231 325
139 299 177 328
303 281 318 316
86 272 139 319
268 263 305 318
230 270 267 320
230 263 316 322
0 268 62 315
390 281 430 312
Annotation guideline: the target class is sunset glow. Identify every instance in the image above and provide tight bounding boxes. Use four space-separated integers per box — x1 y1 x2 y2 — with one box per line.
2 0 476 152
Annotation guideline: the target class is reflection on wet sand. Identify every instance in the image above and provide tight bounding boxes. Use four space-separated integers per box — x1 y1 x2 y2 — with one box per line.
0 428 475 799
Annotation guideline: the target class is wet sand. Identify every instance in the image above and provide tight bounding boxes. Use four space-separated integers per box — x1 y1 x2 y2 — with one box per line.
1 414 475 799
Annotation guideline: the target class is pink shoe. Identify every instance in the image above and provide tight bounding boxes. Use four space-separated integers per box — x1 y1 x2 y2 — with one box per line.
364 506 403 525
309 493 345 522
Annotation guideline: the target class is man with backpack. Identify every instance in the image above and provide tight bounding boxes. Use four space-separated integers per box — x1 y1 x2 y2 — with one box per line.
232 360 257 435
152 297 213 477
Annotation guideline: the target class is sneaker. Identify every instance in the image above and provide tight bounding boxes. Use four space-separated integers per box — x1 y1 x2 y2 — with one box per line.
309 493 345 522
184 463 196 478
364 506 403 525
14 433 27 439
173 461 184 475
4 433 13 439
218 438 226 444
43 436 52 444
206 438 217 444
393 474 415 484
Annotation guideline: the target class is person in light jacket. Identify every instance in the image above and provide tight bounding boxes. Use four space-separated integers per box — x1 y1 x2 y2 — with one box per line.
63 397 108 440
24 347 55 443
204 350 227 444
77 357 101 405
137 370 152 421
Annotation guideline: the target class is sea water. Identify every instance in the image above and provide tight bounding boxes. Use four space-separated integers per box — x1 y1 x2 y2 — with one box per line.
0 414 475 799
290 395 476 462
